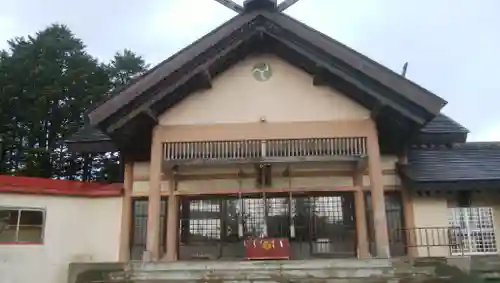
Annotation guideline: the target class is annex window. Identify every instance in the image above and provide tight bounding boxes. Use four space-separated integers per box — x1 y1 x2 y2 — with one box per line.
0 207 45 244
449 207 498 255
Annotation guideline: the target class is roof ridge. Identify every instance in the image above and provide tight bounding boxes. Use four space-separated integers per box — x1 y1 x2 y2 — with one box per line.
412 142 500 150
269 12 447 114
439 114 469 132
88 12 260 125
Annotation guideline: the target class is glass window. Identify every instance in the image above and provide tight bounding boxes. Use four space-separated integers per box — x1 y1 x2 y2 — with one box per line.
0 207 45 244
449 207 497 255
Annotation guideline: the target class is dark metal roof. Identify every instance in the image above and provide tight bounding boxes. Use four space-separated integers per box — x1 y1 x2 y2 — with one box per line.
87 12 259 125
419 114 468 134
65 125 116 153
412 114 468 144
87 9 446 132
65 113 468 151
65 5 462 156
400 142 500 190
65 125 111 143
271 12 447 115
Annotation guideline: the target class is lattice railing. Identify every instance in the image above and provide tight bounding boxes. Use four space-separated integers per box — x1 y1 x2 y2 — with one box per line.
164 137 367 162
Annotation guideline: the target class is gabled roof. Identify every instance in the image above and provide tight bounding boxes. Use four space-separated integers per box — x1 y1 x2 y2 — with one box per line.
412 114 468 144
400 142 500 190
419 114 468 134
67 2 451 155
270 12 446 115
88 9 446 130
65 125 116 153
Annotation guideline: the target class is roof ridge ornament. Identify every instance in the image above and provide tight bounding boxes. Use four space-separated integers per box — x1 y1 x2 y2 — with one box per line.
213 0 301 13
243 0 277 12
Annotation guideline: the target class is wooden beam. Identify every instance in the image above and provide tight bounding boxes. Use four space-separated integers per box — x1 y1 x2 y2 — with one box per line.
194 69 212 90
176 169 352 180
142 107 158 123
355 157 368 172
312 65 328 86
165 155 360 167
366 185 400 191
370 102 385 120
131 185 401 198
277 0 300 12
213 0 244 13
134 168 398 181
175 185 362 196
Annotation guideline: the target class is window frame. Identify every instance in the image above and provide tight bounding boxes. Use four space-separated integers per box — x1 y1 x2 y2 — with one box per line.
448 206 498 255
0 206 46 245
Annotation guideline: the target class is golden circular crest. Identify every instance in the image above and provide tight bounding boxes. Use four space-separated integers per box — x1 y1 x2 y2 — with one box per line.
261 240 273 250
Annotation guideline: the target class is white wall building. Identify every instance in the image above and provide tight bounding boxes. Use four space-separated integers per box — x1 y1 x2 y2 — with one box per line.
0 176 123 283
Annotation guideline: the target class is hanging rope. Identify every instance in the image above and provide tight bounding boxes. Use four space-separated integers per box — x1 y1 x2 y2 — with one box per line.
261 164 268 238
237 169 244 238
286 166 296 239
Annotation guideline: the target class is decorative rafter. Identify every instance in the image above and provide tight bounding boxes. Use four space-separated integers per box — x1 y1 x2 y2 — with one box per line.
213 0 244 13
277 0 301 12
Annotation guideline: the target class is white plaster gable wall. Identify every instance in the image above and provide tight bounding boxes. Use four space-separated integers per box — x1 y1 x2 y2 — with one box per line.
159 54 370 126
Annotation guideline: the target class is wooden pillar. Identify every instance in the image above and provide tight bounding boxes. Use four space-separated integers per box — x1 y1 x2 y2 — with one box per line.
399 154 417 257
145 129 162 261
165 175 179 261
367 126 390 258
119 161 134 261
180 197 191 244
353 172 370 258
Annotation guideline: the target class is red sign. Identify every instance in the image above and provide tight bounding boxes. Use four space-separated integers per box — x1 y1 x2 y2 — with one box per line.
244 238 290 260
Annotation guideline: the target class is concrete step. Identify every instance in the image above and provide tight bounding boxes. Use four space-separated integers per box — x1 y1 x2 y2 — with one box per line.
107 259 438 283
69 258 483 283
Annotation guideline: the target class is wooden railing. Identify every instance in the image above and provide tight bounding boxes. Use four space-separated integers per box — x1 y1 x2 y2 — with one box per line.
163 137 367 162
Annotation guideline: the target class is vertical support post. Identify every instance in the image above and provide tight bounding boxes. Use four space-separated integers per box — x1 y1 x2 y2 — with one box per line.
180 197 190 245
399 154 417 257
165 174 179 261
353 172 370 258
145 128 162 261
367 124 390 258
237 170 244 238
119 160 134 261
262 190 268 237
287 167 296 239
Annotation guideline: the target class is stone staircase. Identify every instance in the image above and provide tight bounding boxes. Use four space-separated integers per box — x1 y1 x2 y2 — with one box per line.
471 256 500 282
68 257 497 283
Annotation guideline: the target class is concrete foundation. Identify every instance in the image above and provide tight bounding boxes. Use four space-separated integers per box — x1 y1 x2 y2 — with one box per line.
68 257 500 283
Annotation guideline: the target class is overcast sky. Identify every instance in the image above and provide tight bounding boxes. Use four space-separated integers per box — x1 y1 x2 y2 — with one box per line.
0 0 499 141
